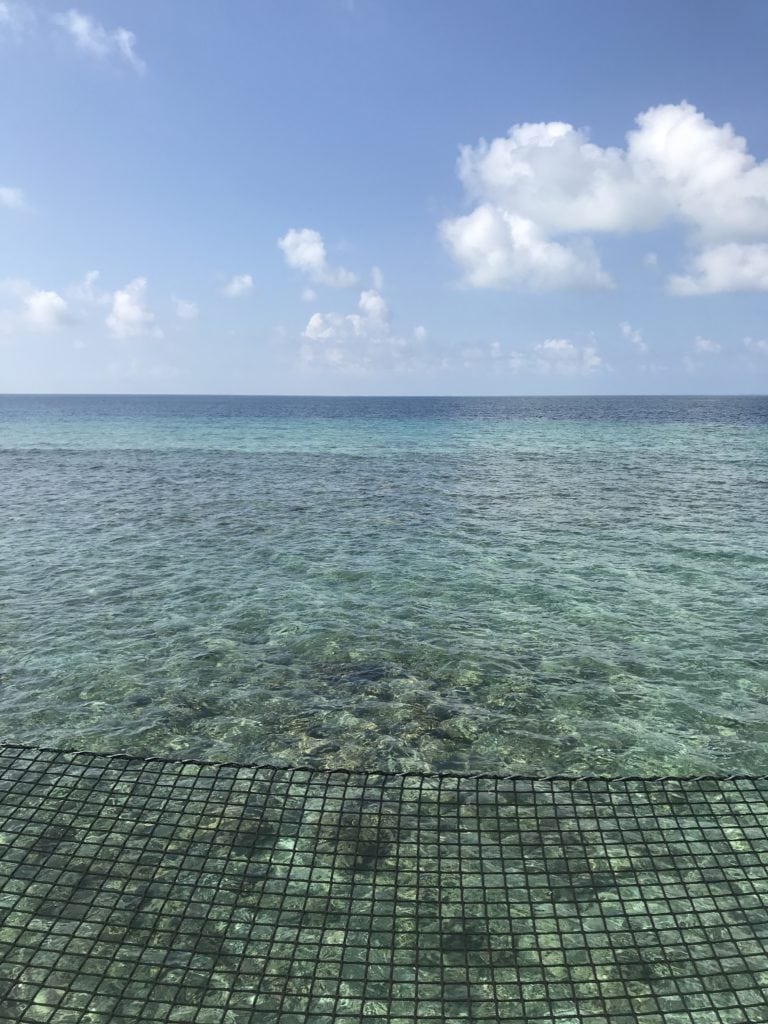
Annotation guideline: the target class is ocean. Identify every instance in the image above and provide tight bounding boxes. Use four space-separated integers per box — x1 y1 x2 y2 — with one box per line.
1 394 766 774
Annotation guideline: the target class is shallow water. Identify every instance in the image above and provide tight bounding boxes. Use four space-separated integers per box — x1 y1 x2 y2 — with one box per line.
1 394 767 774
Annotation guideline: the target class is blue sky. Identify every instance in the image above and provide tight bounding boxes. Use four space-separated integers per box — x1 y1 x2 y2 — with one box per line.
1 0 767 394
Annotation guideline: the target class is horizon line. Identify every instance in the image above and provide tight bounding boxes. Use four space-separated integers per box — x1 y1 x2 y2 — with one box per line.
1 392 767 399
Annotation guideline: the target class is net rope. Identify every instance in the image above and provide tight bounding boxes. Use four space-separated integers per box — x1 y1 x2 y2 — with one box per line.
0 744 766 1023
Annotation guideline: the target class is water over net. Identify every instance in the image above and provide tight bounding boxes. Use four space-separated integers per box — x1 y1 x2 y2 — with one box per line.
0 745 766 1023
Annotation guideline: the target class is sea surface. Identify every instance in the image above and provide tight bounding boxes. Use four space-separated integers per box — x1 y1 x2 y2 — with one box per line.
1 394 767 775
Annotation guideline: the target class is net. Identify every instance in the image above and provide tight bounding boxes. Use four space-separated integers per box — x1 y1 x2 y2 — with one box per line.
0 745 766 1023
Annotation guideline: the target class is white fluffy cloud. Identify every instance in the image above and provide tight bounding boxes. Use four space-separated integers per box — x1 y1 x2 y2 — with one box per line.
1 272 168 341
668 243 768 295
441 204 612 290
220 273 253 298
106 278 158 337
442 102 768 293
0 186 25 209
301 285 420 372
54 8 145 74
174 297 198 320
694 336 721 354
620 321 648 353
279 228 357 288
23 289 69 330
744 337 768 355
0 278 70 333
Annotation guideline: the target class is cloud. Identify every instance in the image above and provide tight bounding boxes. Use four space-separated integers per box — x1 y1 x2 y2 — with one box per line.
620 321 648 353
54 8 145 74
532 338 603 375
694 336 721 354
744 337 768 355
0 277 71 333
278 228 357 288
0 186 25 209
67 269 109 305
174 297 198 320
667 243 768 295
441 204 612 290
106 277 158 337
301 288 317 303
23 289 69 330
221 273 253 298
301 285 420 372
0 1 32 33
462 337 604 375
442 102 768 293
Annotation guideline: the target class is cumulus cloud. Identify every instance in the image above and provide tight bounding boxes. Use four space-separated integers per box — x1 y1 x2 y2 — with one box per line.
0 271 166 340
694 336 721 354
301 285 420 372
278 228 357 288
667 243 768 295
23 289 69 330
174 297 198 320
221 273 253 298
54 8 145 74
106 277 158 337
0 186 25 209
744 337 768 355
0 277 71 333
441 204 612 290
620 321 648 353
442 102 768 293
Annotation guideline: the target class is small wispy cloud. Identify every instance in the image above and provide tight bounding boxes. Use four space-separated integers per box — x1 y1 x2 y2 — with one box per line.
54 9 146 75
693 336 721 354
0 186 25 210
174 297 199 320
744 336 768 355
461 337 604 376
220 274 253 298
0 1 33 34
620 321 648 353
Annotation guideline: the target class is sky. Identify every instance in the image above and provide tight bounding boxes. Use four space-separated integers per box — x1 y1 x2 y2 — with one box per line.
1 0 767 395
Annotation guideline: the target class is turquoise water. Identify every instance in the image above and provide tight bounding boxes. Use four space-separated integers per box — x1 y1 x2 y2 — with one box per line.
1 395 767 774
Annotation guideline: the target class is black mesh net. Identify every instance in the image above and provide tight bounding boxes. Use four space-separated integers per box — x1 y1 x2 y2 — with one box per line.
0 745 766 1023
